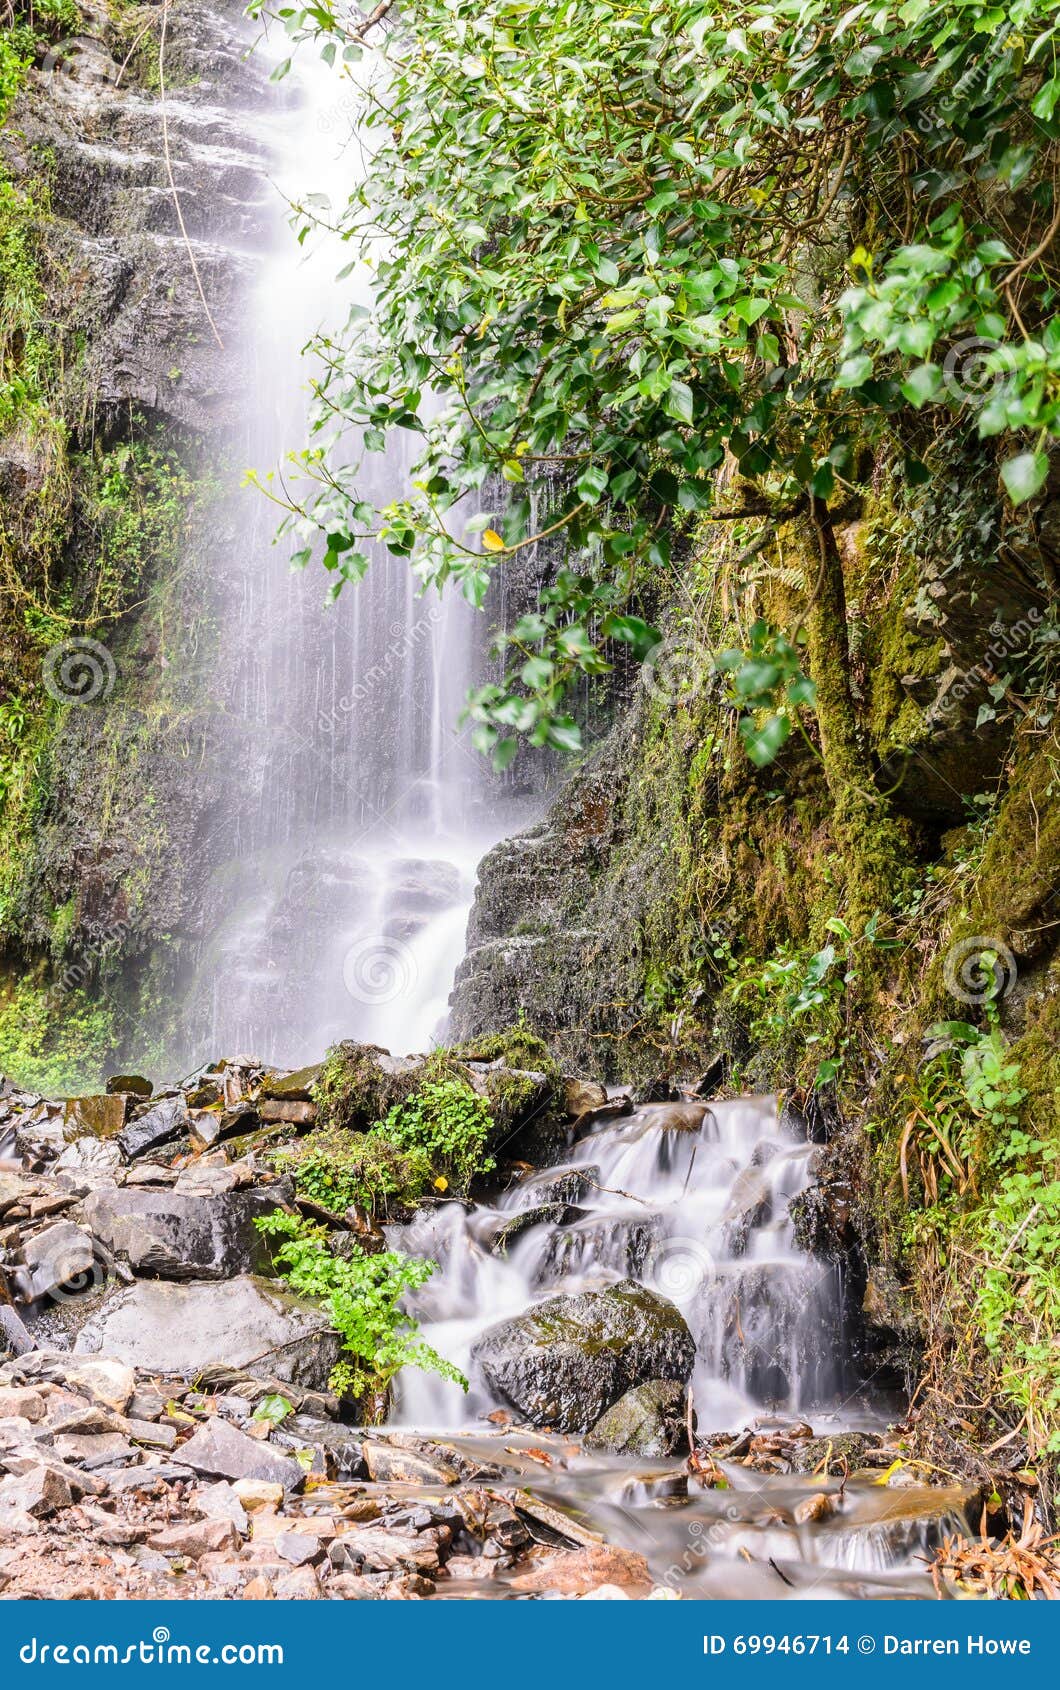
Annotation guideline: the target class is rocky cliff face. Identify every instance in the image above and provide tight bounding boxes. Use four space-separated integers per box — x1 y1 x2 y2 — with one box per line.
0 1 277 1086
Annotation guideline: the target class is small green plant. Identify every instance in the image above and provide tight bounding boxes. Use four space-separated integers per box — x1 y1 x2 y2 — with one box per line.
715 620 818 767
274 1129 433 1219
973 1163 1060 1454
255 1209 466 1410
375 1078 495 1192
252 1393 293 1426
728 917 859 1085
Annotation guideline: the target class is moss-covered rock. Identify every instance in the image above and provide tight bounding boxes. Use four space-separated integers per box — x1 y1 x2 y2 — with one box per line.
584 1378 690 1458
471 1279 696 1432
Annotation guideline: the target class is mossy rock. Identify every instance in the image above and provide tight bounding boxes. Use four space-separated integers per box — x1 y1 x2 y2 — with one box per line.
312 1042 423 1131
471 1279 695 1432
263 1063 323 1103
585 1378 690 1458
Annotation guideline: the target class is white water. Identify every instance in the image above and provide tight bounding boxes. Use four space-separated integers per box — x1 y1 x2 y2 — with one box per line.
390 1095 850 1430
188 50 516 1068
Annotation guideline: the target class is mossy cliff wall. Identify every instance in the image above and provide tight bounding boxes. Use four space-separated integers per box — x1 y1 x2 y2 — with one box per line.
0 0 270 1088
452 440 1060 1467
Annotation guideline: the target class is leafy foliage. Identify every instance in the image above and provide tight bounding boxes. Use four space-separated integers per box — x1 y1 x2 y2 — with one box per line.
255 1208 467 1403
273 1129 433 1219
376 1079 495 1193
250 0 1060 763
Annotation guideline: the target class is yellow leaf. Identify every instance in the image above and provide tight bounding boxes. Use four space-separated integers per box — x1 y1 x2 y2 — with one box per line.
874 1458 904 1486
482 530 507 552
433 1176 449 1192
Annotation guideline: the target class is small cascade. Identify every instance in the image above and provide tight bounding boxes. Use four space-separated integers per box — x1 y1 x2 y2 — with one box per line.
383 1095 975 1595
390 1095 851 1429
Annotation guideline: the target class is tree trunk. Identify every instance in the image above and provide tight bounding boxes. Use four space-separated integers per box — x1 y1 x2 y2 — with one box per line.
799 498 907 921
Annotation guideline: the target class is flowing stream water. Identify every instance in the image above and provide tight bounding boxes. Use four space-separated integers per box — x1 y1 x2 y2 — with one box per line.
388 1097 973 1597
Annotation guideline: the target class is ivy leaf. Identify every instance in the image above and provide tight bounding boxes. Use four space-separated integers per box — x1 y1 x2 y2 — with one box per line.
739 712 791 766
900 363 942 407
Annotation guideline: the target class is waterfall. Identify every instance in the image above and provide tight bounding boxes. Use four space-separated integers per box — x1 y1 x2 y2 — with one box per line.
389 1096 853 1430
185 47 512 1070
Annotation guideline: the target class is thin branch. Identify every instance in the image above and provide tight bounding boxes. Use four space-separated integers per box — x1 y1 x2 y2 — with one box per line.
158 4 225 351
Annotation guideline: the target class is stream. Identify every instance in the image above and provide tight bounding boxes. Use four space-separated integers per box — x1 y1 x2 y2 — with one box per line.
384 1097 973 1598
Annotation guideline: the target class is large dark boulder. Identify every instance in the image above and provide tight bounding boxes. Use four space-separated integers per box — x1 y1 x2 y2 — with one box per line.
471 1280 695 1432
81 1182 290 1281
116 1095 188 1162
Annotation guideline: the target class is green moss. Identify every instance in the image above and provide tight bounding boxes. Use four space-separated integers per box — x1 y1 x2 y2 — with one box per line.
0 975 120 1094
313 1041 419 1132
449 1025 557 1074
272 1128 434 1221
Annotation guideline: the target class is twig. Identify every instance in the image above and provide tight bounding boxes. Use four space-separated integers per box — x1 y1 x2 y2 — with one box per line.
158 5 225 351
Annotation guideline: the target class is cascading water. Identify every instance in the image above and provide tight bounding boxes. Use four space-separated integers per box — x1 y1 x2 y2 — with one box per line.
390 1096 849 1429
387 1098 976 1596
157 44 975 1598
186 51 515 1070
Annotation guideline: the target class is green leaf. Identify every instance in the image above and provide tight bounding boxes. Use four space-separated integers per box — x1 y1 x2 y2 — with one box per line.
900 364 942 407
253 1394 293 1426
739 712 790 766
576 464 609 503
1001 451 1050 505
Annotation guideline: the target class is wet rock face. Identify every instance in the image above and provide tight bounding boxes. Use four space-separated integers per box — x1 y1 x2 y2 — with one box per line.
585 1378 690 1458
72 1275 343 1394
80 1183 289 1281
471 1280 696 1432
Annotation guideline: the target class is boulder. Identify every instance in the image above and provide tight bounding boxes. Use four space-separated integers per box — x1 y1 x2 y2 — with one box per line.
263 1065 322 1103
258 1100 316 1125
105 1076 153 1098
12 1221 97 1302
80 1185 288 1281
510 1542 651 1595
53 1139 123 1181
464 1060 554 1147
171 1417 301 1490
472 1280 695 1432
72 1275 342 1392
62 1096 127 1141
563 1078 609 1117
487 1203 573 1256
507 1165 597 1211
116 1095 188 1162
585 1378 690 1458
641 1102 712 1133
